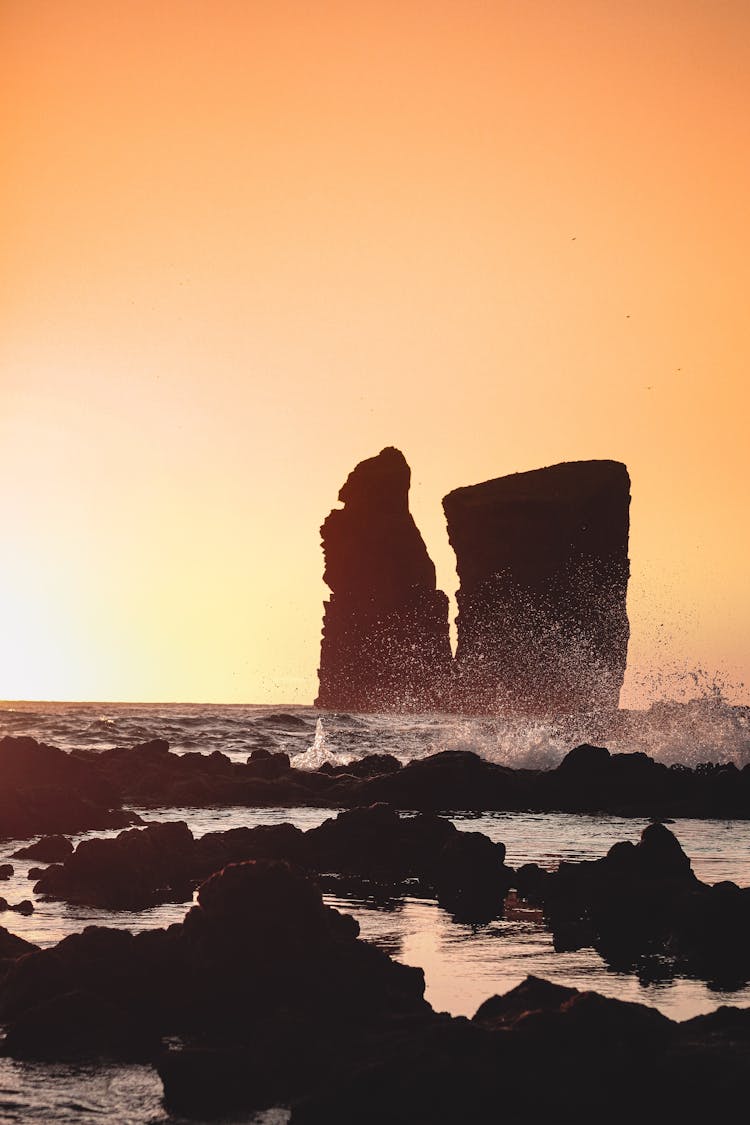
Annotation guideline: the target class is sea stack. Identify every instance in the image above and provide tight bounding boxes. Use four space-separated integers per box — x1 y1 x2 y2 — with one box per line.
443 460 630 715
316 447 452 711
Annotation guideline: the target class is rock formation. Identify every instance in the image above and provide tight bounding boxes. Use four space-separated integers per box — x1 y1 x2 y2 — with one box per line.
443 460 630 714
316 447 452 711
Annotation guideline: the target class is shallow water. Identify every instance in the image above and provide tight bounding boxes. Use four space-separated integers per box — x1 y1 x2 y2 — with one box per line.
0 1061 289 1125
2 804 748 1025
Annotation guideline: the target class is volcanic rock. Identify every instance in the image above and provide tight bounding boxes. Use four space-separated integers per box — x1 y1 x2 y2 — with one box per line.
0 735 141 839
13 835 74 863
514 822 750 981
443 459 630 714
4 988 157 1061
34 821 195 910
0 925 38 961
316 447 452 712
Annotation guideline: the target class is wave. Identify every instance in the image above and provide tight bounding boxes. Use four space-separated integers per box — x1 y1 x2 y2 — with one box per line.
2 685 749 769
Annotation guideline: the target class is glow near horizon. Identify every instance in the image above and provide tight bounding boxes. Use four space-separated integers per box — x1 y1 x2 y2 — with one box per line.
1 1 749 706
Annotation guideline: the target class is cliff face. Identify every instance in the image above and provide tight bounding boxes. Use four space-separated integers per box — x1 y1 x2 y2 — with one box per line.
316 447 452 711
443 460 630 715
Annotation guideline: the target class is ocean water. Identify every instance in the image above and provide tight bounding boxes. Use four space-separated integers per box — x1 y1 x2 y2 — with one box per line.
2 695 749 769
0 700 749 1122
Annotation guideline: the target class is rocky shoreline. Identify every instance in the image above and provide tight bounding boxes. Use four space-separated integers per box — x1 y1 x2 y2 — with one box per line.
2 735 748 843
0 855 747 1121
24 804 750 987
2 731 749 1119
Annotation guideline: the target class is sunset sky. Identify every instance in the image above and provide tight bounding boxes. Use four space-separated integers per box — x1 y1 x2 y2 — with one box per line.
2 1 749 706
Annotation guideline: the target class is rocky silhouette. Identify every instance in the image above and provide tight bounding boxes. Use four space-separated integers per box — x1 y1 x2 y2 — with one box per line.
444 459 630 714
3 861 748 1120
316 447 452 711
316 451 630 715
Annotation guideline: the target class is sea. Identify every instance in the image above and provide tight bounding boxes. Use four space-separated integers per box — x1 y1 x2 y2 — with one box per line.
0 698 749 1123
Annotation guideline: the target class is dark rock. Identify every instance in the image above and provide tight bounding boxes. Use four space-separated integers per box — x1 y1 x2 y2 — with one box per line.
538 988 673 1047
558 742 611 775
13 834 74 862
0 925 38 960
19 730 743 820
680 1004 750 1040
316 447 452 712
34 821 195 910
636 820 696 881
245 751 291 779
289 1016 500 1125
358 749 523 812
305 803 457 890
0 864 12 879
193 823 306 880
514 822 750 982
9 900 34 915
131 738 170 756
432 831 512 922
473 974 578 1027
514 863 551 904
4 988 157 1060
0 735 141 839
443 459 630 714
319 753 403 779
3 855 749 1122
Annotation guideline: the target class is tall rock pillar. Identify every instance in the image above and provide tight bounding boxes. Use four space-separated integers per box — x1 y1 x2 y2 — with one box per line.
443 460 630 715
316 447 452 712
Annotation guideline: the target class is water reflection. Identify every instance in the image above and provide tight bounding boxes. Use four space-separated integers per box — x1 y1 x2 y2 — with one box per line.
2 804 749 1023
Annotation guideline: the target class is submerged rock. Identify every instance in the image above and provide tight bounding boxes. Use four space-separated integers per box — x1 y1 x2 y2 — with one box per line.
443 459 630 714
13 835 74 863
316 447 452 712
34 821 195 910
34 802 512 925
515 822 750 983
1 857 749 1120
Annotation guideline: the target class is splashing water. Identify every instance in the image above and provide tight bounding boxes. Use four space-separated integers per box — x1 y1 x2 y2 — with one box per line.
290 716 355 771
1 679 748 770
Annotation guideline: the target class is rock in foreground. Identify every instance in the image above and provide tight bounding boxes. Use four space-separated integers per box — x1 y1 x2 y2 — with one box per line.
1 860 748 1120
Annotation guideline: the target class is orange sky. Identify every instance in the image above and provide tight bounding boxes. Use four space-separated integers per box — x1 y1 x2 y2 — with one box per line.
2 1 749 706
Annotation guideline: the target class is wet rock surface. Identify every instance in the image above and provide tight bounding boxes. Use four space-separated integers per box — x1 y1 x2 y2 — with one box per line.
34 821 196 910
315 448 453 712
13 835 75 863
1 860 427 1066
6 736 750 833
0 736 142 840
35 804 515 923
515 821 750 985
1 862 748 1121
353 744 750 818
443 459 630 714
28 795 750 989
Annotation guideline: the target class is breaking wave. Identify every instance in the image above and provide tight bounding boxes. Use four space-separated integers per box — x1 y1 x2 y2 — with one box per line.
1 678 748 770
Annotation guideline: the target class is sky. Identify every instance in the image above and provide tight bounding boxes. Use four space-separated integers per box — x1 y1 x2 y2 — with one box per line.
2 0 749 706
